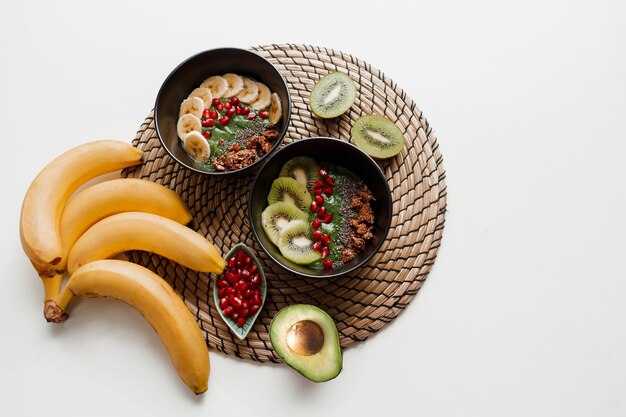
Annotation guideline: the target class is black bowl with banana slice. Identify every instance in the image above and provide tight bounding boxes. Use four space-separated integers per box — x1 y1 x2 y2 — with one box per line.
155 48 291 176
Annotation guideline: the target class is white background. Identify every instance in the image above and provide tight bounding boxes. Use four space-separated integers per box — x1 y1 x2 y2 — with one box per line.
1 0 625 416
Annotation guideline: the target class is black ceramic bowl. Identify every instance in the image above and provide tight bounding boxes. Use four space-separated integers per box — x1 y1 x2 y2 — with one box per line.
249 138 392 278
154 48 291 175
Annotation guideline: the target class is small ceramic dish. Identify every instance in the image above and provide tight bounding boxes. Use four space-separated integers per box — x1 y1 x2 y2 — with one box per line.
213 243 267 340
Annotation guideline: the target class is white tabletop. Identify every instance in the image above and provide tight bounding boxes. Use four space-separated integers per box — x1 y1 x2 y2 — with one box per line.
1 0 625 416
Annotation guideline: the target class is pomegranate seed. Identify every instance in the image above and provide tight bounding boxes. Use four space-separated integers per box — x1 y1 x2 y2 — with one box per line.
218 288 227 298
230 97 239 105
224 287 235 295
323 213 333 223
244 289 253 299
226 108 235 117
202 108 211 118
219 116 230 126
222 306 233 316
207 119 215 127
210 110 218 119
324 187 333 196
250 274 261 286
249 265 258 274
236 317 246 327
239 308 249 319
252 294 262 306
225 272 237 284
224 101 232 110
212 98 221 107
201 119 210 127
317 207 327 218
244 256 251 265
219 297 229 309
321 248 330 258
242 106 250 115
236 250 245 260
312 219 321 229
259 110 269 119
231 313 239 320
320 234 331 245
323 259 333 269
310 201 318 212
241 301 249 310
241 269 251 279
203 131 211 139
250 304 259 314
315 195 324 205
217 103 224 112
230 296 242 308
233 143 240 152
319 168 328 177
314 180 324 188
235 105 243 115
325 177 335 186
313 188 323 195
217 279 228 288
313 241 323 251
312 230 322 239
246 112 256 120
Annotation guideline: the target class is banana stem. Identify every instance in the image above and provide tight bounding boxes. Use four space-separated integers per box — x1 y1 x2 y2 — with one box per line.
55 284 74 312
41 273 63 301
42 274 73 323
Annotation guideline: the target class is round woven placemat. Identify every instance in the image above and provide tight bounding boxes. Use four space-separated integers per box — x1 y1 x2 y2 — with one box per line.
122 44 447 362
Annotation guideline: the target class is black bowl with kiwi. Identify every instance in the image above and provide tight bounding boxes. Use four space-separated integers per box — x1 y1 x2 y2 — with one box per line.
249 138 392 279
154 48 291 176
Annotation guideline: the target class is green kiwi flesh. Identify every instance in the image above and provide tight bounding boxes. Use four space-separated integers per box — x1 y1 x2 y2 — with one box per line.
279 157 321 190
261 202 308 246
277 220 321 264
309 72 356 118
268 177 312 211
351 115 405 159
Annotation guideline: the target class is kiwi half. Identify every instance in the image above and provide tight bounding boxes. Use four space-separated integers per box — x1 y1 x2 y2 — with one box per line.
279 157 321 190
309 72 356 118
261 202 308 246
277 220 321 265
268 177 312 211
351 115 405 159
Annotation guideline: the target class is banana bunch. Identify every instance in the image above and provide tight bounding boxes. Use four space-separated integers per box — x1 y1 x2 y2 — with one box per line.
20 140 226 394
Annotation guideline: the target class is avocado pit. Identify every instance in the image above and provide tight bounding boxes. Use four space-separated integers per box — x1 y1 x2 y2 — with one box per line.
286 320 324 356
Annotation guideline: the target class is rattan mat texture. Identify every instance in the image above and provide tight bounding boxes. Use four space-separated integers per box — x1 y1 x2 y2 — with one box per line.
122 44 447 362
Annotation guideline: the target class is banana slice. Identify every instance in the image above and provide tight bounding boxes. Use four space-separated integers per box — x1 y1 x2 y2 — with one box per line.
179 96 204 119
250 82 271 110
188 87 213 108
200 76 228 98
238 77 259 103
183 131 211 163
223 73 244 97
269 93 282 125
177 114 201 140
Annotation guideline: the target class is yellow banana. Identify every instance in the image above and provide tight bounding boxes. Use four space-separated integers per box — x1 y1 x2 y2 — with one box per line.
58 178 192 271
20 140 143 277
68 260 210 394
67 211 225 275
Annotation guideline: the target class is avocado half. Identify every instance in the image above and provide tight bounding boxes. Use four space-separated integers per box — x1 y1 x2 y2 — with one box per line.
270 304 343 382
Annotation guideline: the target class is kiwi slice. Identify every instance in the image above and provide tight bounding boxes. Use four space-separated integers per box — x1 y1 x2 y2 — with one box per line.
261 202 308 246
277 220 321 265
268 177 312 211
279 157 321 190
351 115 405 159
309 72 356 118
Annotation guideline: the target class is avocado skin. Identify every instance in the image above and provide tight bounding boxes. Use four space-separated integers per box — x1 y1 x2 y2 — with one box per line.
270 304 343 382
